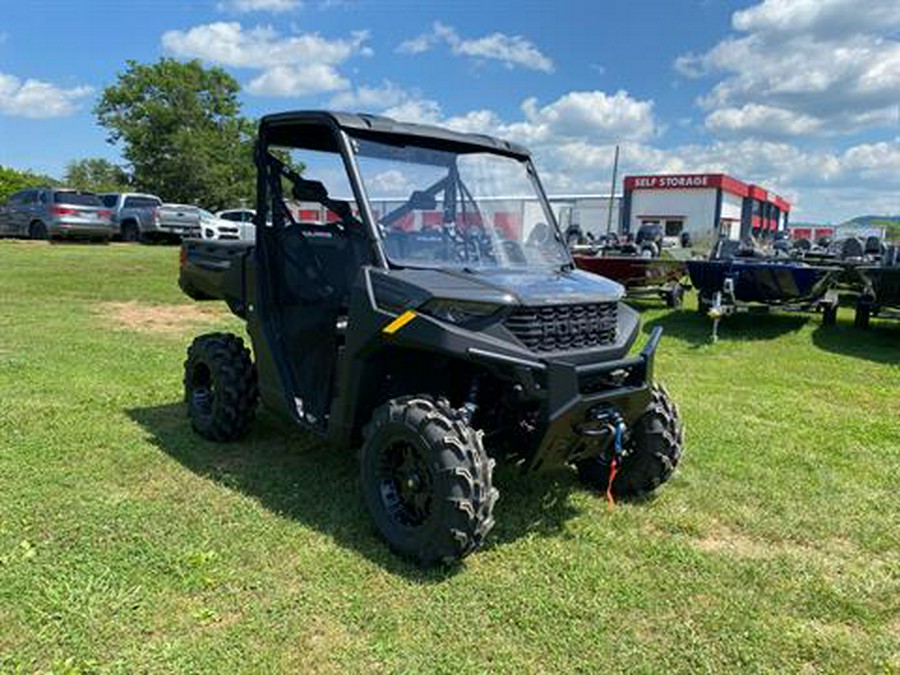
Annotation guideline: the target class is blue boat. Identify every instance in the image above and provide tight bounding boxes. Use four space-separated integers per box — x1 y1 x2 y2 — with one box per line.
687 246 843 340
687 258 841 305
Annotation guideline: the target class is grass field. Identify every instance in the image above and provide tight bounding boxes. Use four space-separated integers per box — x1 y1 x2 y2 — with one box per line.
0 240 898 673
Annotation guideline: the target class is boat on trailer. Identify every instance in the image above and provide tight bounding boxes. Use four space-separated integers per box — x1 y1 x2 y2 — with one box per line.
687 240 843 340
572 241 689 307
854 245 900 329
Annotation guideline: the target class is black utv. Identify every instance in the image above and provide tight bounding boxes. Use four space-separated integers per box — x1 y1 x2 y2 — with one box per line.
179 111 684 565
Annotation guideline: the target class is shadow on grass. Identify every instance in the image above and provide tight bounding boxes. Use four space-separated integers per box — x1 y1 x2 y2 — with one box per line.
128 403 585 581
642 307 809 347
811 321 900 365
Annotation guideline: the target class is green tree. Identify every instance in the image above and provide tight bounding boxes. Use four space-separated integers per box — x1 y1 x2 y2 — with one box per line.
0 165 58 203
64 158 130 193
872 219 900 242
94 58 255 210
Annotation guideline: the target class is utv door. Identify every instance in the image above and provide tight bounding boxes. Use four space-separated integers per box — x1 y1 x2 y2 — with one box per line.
250 121 373 432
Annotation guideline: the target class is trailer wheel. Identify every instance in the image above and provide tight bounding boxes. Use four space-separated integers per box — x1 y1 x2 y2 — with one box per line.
576 384 683 498
665 283 684 309
360 396 498 566
854 298 873 329
184 332 258 441
697 295 711 314
822 302 838 326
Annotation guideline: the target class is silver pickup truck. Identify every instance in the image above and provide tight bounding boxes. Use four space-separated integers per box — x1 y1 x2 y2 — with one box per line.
99 193 202 242
100 192 162 242
156 204 203 240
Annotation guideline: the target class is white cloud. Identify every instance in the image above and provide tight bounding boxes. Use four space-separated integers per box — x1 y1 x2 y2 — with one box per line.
397 22 554 72
381 98 443 126
732 0 900 37
396 34 432 55
247 64 348 96
161 22 369 96
329 81 410 110
361 85 900 220
676 0 900 137
704 104 822 136
218 0 301 12
0 72 92 118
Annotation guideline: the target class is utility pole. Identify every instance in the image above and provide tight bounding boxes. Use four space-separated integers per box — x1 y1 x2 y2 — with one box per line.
606 144 620 235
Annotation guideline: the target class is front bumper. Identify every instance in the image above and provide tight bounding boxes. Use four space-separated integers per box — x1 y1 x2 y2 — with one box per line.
469 326 661 471
151 223 201 238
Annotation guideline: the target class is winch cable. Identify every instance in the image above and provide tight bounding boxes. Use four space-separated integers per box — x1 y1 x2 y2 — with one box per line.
606 420 625 509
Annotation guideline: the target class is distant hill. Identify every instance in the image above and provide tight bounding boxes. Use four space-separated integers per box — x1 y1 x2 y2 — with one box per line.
842 215 900 227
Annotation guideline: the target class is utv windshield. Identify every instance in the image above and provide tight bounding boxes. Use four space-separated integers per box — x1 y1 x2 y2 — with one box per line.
350 136 569 270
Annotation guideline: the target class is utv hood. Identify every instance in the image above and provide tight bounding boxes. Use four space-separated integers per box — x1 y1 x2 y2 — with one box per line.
375 267 625 309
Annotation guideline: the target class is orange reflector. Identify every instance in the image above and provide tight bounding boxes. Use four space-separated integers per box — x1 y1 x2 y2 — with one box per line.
382 310 417 334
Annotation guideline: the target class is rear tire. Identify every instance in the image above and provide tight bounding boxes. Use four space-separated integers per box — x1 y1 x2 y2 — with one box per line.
28 221 48 240
121 221 143 243
576 384 684 498
360 396 498 566
184 333 258 441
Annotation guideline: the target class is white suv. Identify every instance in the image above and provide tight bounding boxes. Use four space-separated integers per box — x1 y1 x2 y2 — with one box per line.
207 209 256 241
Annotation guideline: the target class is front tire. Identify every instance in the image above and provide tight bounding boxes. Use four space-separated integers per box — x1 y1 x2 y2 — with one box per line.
184 333 258 441
576 384 684 498
360 396 498 566
121 221 141 243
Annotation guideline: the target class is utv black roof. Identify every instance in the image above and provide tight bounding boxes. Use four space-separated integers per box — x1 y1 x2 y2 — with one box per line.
259 110 531 161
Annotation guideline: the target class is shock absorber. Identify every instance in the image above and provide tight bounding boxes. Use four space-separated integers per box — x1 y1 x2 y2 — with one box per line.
460 377 479 425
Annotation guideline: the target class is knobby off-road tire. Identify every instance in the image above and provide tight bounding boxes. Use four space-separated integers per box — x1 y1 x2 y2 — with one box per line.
576 384 684 498
184 333 258 441
360 396 498 566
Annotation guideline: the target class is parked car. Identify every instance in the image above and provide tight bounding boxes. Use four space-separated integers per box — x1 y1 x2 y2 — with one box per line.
0 187 114 241
206 208 257 241
99 192 163 242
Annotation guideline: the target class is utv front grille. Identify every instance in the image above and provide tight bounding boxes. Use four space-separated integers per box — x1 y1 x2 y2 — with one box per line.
504 302 618 353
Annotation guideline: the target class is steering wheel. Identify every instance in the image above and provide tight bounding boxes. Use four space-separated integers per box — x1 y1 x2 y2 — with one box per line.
501 239 527 264
526 222 551 247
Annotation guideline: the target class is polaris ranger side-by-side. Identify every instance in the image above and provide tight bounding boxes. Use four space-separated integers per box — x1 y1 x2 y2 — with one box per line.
179 111 684 565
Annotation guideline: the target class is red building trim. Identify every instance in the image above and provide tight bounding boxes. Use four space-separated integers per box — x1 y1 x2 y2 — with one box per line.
624 173 751 199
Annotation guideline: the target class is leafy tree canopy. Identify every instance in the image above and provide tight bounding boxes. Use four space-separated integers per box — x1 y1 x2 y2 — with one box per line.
95 58 255 210
0 165 58 203
64 158 130 193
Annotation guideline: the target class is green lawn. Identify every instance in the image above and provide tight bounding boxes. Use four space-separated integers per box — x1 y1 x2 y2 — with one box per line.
0 240 897 673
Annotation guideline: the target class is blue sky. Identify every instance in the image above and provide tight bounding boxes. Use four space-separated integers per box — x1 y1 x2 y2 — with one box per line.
1 0 898 222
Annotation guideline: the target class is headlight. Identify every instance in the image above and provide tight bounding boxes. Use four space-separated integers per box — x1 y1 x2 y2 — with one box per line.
419 299 502 326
